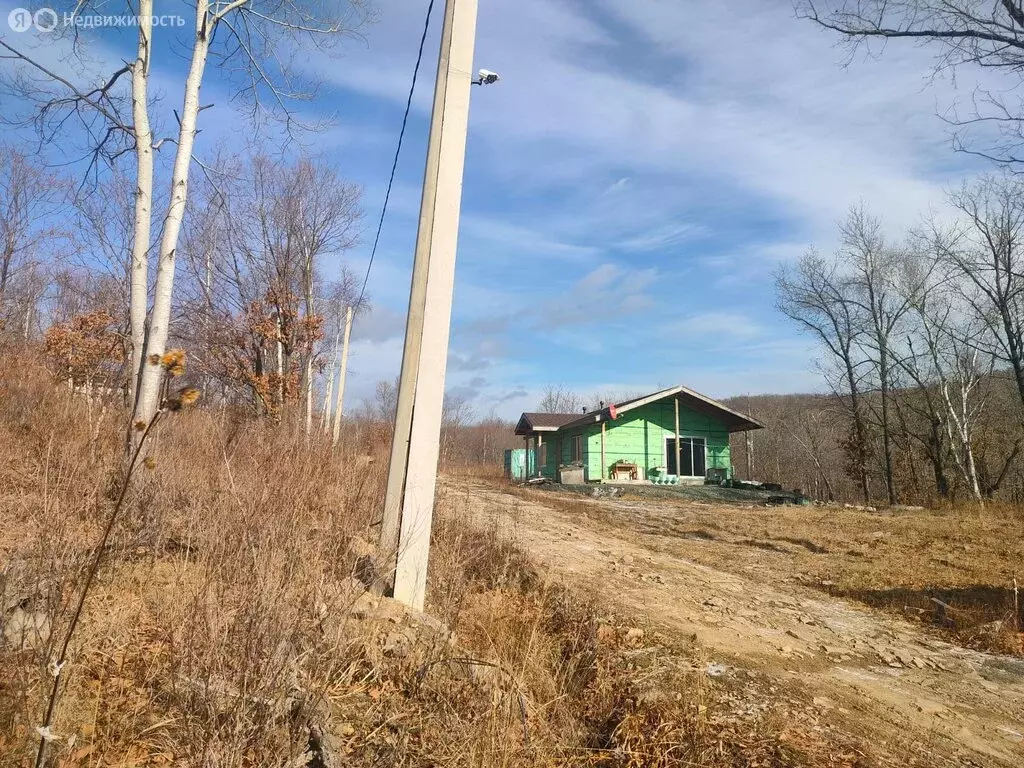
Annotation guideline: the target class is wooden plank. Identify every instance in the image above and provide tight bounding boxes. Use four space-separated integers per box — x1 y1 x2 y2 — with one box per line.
674 396 681 479
601 421 606 482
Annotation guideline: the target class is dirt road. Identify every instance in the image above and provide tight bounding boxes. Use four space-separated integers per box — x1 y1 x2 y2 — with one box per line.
446 480 1024 767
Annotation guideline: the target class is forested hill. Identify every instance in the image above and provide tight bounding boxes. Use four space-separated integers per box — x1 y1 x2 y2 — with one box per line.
723 378 1024 506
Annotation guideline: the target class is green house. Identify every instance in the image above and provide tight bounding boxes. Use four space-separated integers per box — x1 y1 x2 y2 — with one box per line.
514 385 763 483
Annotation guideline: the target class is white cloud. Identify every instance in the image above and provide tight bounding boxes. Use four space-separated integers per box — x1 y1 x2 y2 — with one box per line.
351 304 406 344
617 222 707 251
543 262 658 328
674 311 766 341
458 214 599 264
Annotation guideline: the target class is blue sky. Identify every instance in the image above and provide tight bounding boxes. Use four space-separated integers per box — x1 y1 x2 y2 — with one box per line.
0 0 997 419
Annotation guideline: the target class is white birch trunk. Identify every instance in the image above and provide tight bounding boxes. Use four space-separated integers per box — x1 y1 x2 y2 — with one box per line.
940 369 983 502
304 356 314 434
128 4 154 407
132 1 214 434
276 311 285 408
331 305 353 445
320 315 342 431
320 363 335 430
959 386 983 502
302 238 315 436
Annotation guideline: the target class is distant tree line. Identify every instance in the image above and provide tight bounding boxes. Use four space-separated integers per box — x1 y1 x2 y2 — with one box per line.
768 176 1024 505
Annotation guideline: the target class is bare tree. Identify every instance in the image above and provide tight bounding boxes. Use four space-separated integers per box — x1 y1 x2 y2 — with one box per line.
359 378 399 424
772 179 1024 504
538 384 585 413
897 242 989 500
800 0 1024 163
441 392 476 463
280 159 363 433
68 170 139 385
177 154 362 417
890 344 953 498
0 147 64 332
841 208 914 505
776 250 873 502
939 174 1024 412
789 408 838 501
320 273 369 440
1 0 370 450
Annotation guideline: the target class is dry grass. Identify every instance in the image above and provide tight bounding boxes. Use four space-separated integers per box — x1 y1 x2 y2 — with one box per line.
1 350 867 767
515 484 1024 657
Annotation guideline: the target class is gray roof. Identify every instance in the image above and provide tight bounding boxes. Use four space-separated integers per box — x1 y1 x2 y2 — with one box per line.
514 412 583 435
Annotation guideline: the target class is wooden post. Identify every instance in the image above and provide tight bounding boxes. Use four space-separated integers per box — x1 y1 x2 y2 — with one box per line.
600 421 606 481
674 396 681 478
745 395 754 480
537 432 543 477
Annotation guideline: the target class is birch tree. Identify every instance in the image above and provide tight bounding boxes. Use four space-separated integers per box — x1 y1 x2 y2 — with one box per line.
128 4 154 406
320 272 367 439
897 244 988 500
941 174 1024 413
1 0 370 448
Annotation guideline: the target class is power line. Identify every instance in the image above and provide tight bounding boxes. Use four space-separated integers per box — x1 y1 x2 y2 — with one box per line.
355 0 437 311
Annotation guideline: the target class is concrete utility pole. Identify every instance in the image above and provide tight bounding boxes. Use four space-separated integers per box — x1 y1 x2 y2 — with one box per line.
377 0 479 610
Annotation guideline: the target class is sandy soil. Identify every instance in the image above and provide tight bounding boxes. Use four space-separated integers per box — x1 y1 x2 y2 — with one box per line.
445 479 1024 767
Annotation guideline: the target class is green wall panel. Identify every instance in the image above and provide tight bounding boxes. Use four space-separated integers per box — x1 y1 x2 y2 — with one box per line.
581 401 730 481
530 398 733 482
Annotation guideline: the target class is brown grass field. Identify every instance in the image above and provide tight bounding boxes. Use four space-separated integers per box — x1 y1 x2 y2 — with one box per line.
455 480 1024 767
1 352 1022 766
502 485 1024 656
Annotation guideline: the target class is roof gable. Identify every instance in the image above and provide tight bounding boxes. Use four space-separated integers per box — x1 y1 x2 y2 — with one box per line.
514 412 582 435
518 385 763 435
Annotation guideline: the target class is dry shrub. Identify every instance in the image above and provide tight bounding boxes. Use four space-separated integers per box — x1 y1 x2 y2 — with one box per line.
0 352 389 765
442 462 507 482
0 349 837 767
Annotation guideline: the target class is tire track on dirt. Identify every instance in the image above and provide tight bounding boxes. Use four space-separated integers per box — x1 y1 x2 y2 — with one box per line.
448 480 1024 767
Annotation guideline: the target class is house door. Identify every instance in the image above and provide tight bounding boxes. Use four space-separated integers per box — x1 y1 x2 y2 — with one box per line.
666 437 706 477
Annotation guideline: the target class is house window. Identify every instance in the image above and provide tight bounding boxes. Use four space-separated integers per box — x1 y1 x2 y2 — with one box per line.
570 434 583 463
666 437 706 477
